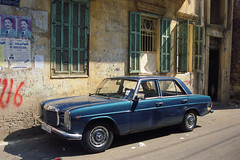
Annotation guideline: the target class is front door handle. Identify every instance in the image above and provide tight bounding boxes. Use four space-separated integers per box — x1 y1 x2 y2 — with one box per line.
156 102 164 107
182 99 188 104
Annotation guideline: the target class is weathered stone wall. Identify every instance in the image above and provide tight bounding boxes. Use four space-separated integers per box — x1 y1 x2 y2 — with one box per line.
231 0 240 100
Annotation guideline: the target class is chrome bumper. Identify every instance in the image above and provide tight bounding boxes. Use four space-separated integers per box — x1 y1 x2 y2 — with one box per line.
37 118 82 140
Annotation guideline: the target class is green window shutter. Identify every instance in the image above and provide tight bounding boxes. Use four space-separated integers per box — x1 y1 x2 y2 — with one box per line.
51 0 89 76
194 25 204 72
178 20 189 72
161 18 171 73
129 12 141 74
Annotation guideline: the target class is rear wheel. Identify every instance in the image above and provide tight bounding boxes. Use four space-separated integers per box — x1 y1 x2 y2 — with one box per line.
181 111 197 132
82 123 113 153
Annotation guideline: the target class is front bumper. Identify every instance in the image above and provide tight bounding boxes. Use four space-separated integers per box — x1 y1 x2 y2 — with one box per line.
37 118 82 140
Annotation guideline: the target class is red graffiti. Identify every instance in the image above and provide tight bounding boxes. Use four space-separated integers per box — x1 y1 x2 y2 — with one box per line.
0 78 24 109
184 81 191 85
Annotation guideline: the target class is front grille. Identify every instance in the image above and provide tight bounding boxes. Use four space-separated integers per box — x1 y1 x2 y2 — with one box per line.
59 112 65 126
42 108 59 126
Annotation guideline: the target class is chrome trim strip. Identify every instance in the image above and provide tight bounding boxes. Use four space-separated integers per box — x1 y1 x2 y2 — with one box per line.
37 118 82 140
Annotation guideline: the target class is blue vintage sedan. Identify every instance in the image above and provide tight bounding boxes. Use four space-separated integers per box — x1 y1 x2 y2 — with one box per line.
38 76 213 153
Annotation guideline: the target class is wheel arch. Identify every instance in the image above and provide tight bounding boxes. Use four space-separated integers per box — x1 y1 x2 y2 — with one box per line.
185 108 200 116
84 117 120 135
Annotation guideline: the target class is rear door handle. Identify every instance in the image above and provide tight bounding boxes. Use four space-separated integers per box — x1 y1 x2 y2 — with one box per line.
156 102 164 107
182 99 188 104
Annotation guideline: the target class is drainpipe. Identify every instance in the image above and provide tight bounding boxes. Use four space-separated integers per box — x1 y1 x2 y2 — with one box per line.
200 0 204 26
204 0 211 96
198 0 205 94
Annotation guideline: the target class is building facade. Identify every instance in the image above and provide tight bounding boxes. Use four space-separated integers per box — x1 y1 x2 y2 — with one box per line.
231 0 240 101
0 0 233 140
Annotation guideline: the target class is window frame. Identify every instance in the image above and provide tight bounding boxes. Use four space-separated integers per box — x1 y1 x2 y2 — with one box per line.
50 0 89 78
137 80 160 99
129 12 172 74
159 80 187 97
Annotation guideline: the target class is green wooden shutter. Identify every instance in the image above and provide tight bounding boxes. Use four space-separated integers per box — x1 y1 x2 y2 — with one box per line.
71 1 89 74
161 18 171 73
51 0 70 74
129 12 141 74
178 20 189 72
51 0 89 76
194 25 204 72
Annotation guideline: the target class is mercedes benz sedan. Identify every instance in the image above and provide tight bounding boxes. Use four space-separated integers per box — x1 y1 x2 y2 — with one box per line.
38 76 213 153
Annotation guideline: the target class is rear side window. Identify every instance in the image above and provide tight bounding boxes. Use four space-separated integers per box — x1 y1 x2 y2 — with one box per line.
138 81 159 98
159 80 186 96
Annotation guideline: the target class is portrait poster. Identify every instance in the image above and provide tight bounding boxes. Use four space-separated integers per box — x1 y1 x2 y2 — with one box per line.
17 16 32 38
0 14 32 39
0 15 17 38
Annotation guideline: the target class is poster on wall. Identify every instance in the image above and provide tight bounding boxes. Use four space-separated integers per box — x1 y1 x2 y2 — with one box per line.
0 44 4 67
0 38 8 69
0 37 31 69
0 0 20 7
0 14 32 39
8 38 31 69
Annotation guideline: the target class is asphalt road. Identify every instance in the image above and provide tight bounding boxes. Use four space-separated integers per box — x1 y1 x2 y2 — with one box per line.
1 103 240 160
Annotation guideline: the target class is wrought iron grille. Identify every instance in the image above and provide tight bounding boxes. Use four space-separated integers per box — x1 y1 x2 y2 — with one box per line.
141 16 157 52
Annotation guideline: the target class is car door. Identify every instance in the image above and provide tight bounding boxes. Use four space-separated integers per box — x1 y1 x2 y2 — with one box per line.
130 80 164 132
159 80 188 126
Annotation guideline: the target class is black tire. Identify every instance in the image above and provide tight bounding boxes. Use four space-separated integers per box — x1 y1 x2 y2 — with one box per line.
181 111 197 132
82 122 114 153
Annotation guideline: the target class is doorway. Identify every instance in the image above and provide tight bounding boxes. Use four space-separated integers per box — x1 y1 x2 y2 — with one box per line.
208 49 219 101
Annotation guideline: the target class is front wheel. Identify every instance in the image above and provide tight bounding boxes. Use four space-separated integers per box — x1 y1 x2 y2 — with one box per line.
82 123 113 153
181 111 197 132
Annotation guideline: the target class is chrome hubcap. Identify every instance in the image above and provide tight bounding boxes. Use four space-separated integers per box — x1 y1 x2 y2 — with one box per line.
90 126 109 148
187 113 195 128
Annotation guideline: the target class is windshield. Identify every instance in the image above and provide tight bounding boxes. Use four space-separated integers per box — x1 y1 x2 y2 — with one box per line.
94 78 138 99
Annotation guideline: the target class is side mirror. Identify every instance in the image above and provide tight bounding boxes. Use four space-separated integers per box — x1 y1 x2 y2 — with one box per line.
135 93 145 100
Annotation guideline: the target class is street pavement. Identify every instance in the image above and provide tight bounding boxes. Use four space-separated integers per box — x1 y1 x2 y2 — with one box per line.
0 102 240 160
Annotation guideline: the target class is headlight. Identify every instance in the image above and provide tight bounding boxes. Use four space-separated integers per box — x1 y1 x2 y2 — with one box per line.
64 110 71 130
207 102 213 111
44 105 59 112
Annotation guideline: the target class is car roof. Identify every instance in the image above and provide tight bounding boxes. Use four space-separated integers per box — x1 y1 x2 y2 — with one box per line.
108 76 177 81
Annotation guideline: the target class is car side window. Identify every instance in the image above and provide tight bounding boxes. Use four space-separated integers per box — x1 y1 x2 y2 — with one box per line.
138 81 159 98
159 80 186 96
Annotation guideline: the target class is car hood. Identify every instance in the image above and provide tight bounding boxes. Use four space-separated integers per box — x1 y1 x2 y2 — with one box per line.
42 95 124 112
